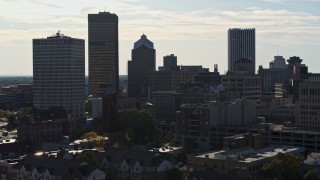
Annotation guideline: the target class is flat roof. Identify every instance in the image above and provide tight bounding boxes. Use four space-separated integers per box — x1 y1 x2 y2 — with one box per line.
193 145 303 163
239 146 302 163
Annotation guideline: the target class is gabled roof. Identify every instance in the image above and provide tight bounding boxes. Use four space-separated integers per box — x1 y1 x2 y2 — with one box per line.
133 34 154 49
12 155 100 177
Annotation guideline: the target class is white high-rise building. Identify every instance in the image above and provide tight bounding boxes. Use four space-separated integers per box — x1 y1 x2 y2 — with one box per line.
33 31 85 117
228 28 255 73
269 56 287 69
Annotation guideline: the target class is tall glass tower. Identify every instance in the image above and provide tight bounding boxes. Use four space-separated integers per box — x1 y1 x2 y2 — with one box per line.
88 12 119 96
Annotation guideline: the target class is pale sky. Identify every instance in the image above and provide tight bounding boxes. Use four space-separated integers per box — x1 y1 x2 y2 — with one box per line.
0 0 320 76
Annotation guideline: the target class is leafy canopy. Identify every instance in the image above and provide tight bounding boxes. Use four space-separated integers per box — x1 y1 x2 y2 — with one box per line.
261 152 303 180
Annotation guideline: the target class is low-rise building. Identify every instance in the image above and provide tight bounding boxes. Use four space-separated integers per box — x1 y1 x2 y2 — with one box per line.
187 145 304 177
223 133 263 150
12 155 105 180
92 148 176 180
17 118 63 149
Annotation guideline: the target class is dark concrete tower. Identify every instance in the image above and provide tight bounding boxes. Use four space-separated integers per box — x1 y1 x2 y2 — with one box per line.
228 28 255 73
128 34 156 98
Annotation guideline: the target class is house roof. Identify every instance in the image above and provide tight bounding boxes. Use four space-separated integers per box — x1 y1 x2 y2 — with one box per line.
12 155 102 177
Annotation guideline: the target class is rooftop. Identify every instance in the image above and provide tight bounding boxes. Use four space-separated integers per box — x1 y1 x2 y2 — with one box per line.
194 145 303 163
134 34 154 49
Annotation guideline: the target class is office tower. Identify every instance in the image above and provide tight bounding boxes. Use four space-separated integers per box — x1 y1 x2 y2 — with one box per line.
228 28 255 74
163 54 177 71
270 56 286 69
33 31 85 117
88 12 119 96
128 34 155 98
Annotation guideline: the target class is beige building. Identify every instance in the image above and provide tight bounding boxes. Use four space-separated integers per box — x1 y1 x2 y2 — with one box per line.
296 82 320 130
221 72 261 114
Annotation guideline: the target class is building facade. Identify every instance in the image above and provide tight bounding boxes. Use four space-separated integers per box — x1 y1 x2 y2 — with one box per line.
176 100 256 151
33 32 85 117
163 54 177 71
258 66 290 93
149 71 194 92
297 82 320 130
269 56 287 69
88 12 119 96
221 72 261 114
228 28 255 73
128 34 156 98
17 118 63 149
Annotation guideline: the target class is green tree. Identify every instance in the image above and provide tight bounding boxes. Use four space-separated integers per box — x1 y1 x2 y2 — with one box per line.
46 106 68 119
83 131 98 140
0 109 13 118
76 151 98 165
7 115 17 129
17 108 32 118
117 109 163 145
304 171 320 180
166 169 185 180
261 152 303 180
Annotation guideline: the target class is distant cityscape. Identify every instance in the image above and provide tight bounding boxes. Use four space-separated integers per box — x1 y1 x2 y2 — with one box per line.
1 9 320 180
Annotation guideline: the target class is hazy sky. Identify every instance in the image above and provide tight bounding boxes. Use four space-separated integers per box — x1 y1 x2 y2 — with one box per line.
0 0 320 76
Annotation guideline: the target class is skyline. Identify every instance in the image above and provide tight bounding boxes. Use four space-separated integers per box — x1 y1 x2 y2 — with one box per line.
0 0 320 76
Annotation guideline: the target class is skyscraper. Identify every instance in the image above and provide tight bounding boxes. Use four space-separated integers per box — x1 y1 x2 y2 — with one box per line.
33 31 85 117
228 28 255 73
88 12 119 96
269 56 287 69
128 34 156 98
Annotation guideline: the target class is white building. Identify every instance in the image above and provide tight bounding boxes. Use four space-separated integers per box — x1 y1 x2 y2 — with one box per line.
33 31 85 117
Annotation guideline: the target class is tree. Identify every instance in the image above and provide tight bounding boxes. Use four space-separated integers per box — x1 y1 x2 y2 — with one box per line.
304 171 320 180
0 109 13 118
106 109 166 148
7 115 17 129
17 107 32 118
76 151 98 165
117 109 163 145
83 131 98 140
46 106 68 119
166 169 185 180
261 152 303 180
